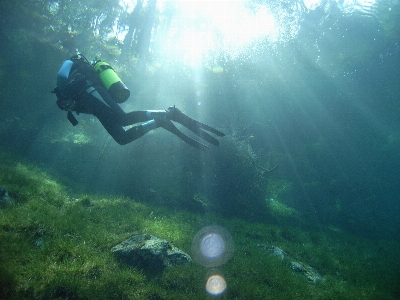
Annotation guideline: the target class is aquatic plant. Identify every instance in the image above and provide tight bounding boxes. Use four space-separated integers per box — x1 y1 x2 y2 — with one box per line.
1 149 399 299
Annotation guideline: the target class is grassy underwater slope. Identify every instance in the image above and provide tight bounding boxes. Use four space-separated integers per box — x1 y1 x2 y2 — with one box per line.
0 150 399 300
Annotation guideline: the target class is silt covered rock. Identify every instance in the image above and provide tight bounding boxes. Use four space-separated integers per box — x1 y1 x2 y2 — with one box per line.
111 234 192 273
0 186 13 208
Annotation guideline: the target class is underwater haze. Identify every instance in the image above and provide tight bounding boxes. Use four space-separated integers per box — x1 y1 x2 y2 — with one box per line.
1 0 400 299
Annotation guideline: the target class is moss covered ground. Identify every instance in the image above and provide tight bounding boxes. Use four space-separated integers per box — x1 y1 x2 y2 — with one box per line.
0 150 399 300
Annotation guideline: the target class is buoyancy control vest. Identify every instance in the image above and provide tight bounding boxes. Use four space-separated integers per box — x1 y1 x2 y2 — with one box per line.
70 55 130 103
53 54 131 126
69 55 102 87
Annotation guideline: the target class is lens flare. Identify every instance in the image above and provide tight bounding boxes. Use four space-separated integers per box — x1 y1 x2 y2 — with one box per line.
200 233 225 258
206 274 227 296
191 225 234 267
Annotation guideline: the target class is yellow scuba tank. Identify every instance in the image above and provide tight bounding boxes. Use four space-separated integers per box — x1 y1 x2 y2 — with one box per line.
93 61 130 103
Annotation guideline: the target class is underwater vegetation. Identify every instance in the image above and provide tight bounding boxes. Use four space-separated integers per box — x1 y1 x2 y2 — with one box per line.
1 149 399 300
1 2 400 298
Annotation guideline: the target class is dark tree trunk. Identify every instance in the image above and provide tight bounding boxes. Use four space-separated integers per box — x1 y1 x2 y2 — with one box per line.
135 0 157 68
121 0 143 63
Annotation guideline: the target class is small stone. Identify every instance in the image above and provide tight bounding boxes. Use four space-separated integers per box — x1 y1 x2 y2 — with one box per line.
0 186 13 208
34 237 44 249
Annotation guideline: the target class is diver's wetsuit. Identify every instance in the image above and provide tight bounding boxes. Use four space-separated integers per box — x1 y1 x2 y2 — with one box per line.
54 55 225 149
56 58 159 145
73 85 152 145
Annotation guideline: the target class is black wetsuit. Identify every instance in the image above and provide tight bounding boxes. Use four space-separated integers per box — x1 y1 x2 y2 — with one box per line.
74 85 151 145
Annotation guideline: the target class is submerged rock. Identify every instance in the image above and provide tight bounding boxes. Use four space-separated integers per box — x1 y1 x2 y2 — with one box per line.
0 186 13 208
268 245 286 260
111 234 192 273
291 261 322 283
258 243 323 283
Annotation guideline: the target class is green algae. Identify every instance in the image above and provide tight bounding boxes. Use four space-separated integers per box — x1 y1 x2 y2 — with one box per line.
0 151 399 299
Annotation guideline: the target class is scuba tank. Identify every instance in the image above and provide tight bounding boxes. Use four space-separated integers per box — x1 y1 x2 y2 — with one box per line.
93 60 130 103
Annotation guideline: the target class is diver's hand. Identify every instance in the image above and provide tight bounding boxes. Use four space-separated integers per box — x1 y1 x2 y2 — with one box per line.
57 97 76 111
53 87 76 111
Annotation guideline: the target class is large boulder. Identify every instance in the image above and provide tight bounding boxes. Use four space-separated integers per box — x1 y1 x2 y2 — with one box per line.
111 234 192 273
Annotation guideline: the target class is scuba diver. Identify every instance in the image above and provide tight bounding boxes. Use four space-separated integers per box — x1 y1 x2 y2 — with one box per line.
52 54 224 150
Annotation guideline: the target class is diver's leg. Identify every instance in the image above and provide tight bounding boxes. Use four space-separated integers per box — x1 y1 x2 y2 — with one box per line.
105 124 149 145
120 110 168 126
94 87 169 127
96 110 158 145
119 111 148 126
75 92 149 145
116 121 157 145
